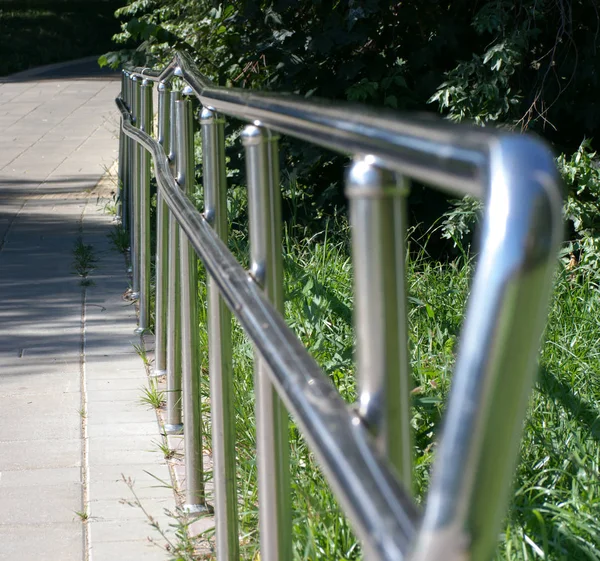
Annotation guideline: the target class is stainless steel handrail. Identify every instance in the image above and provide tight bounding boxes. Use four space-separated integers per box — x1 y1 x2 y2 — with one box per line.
129 52 492 198
117 52 563 561
116 98 420 559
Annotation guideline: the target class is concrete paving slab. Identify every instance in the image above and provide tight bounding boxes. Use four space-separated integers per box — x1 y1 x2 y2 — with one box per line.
89 477 172 501
0 439 81 470
0 386 80 411
0 414 81 442
0 355 79 382
88 518 171 545
89 434 163 452
0 482 82 524
0 60 179 561
90 497 172 521
86 377 150 392
0 466 81 487
87 397 154 417
0 523 82 561
87 408 159 426
0 392 81 440
87 388 143 402
0 372 80 395
89 447 165 468
90 539 171 561
88 462 171 485
87 421 162 438
85 354 148 377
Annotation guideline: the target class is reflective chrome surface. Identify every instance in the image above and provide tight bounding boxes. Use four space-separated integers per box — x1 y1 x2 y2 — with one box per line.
202 107 240 560
116 98 420 561
153 81 170 375
176 89 207 511
164 86 183 434
135 78 153 333
347 158 413 493
243 125 292 561
412 136 563 561
116 48 563 561
130 75 141 299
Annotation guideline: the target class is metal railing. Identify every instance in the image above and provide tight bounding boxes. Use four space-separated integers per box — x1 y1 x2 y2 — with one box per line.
115 51 563 561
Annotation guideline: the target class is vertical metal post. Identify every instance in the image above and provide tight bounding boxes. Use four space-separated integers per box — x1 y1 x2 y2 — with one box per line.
123 73 132 237
135 78 153 333
345 156 413 492
177 86 207 512
165 87 183 434
153 81 170 375
202 107 239 560
117 70 127 224
242 124 291 561
131 75 141 299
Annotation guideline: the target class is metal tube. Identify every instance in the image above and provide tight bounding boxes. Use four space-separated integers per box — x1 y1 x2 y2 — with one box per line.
135 78 153 333
165 87 183 435
119 98 420 559
117 95 563 561
131 75 141 299
242 124 291 561
202 107 239 560
123 72 132 237
117 71 127 224
177 86 207 512
121 72 130 234
175 50 487 199
346 157 413 493
412 137 563 561
123 71 131 111
153 81 171 375
168 89 181 164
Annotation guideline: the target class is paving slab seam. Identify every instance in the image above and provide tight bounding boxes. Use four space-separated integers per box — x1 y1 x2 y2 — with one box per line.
0 201 25 252
79 195 91 561
83 167 180 561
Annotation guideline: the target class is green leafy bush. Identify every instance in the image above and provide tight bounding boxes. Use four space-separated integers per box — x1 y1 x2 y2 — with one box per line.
558 140 600 272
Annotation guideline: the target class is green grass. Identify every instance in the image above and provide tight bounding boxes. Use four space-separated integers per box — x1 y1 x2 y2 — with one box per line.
73 509 89 522
140 379 165 410
72 236 96 286
108 224 129 254
0 1 121 76
137 139 598 560
183 215 600 560
503 269 600 560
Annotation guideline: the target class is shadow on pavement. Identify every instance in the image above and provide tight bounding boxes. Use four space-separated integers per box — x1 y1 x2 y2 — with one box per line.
0 203 130 365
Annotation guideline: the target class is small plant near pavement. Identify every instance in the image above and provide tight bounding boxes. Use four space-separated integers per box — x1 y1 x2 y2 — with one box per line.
154 438 176 461
74 509 89 522
140 380 165 410
108 225 129 254
120 475 209 560
72 237 96 286
132 341 151 367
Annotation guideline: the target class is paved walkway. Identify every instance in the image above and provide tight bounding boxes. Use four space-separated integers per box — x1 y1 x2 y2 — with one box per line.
0 61 175 560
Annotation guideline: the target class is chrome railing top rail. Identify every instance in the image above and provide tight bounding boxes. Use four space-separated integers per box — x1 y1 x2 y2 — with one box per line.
118 53 563 561
128 52 498 198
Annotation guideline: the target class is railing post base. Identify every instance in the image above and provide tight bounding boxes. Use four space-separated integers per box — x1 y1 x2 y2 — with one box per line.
164 424 184 436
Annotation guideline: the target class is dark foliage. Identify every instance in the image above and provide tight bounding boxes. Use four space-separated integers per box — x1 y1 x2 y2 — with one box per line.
104 0 600 256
